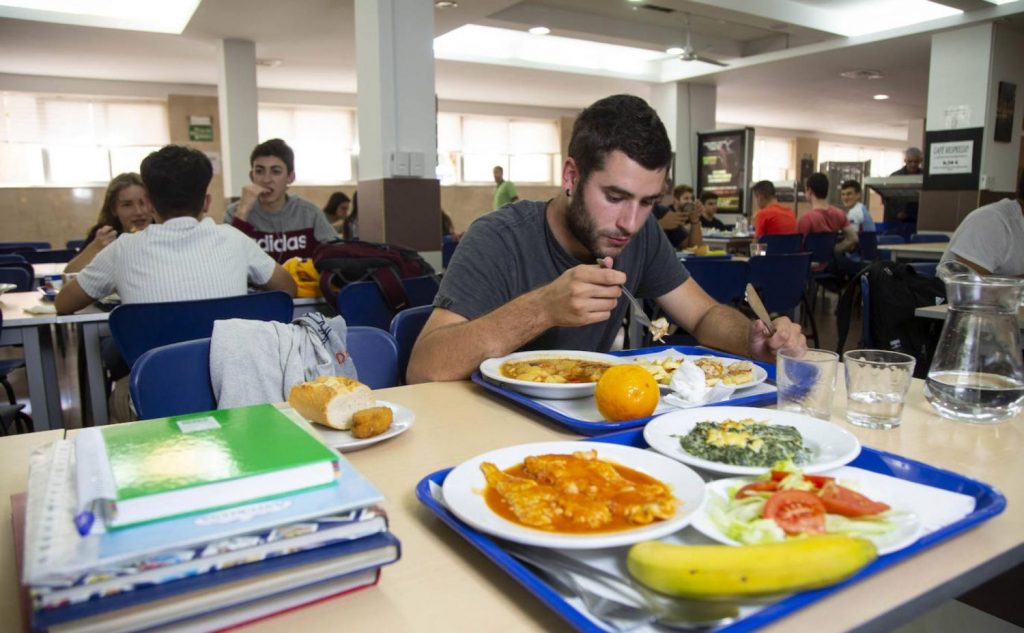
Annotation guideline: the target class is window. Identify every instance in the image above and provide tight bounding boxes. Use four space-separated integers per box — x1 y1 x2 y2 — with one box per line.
752 137 794 182
436 113 560 186
819 142 904 177
0 92 169 186
258 105 356 184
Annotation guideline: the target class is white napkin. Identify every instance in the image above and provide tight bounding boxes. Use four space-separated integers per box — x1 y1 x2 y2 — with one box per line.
664 383 737 409
24 303 57 315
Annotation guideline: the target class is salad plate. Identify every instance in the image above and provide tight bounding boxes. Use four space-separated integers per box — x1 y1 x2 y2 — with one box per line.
312 400 414 452
644 406 861 476
479 350 623 400
691 468 924 555
442 441 705 549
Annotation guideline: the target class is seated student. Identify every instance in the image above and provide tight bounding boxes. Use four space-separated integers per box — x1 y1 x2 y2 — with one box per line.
698 191 729 230
65 173 155 273
751 180 797 239
223 138 337 262
653 180 702 249
342 191 359 240
406 95 804 384
940 169 1024 277
56 145 296 315
322 191 351 234
798 172 859 274
840 180 875 233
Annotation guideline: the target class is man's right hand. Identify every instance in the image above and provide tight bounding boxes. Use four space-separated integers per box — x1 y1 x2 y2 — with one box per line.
538 263 625 328
658 209 686 230
235 183 270 221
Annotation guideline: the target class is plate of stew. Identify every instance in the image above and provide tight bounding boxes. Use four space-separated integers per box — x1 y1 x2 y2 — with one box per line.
479 350 624 400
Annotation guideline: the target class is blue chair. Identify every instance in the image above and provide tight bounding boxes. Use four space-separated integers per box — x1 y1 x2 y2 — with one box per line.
748 253 818 347
0 242 50 254
858 231 879 262
442 235 458 269
909 234 949 243
861 275 873 347
0 254 28 266
877 234 906 245
22 249 76 264
110 290 294 368
0 267 32 292
759 233 801 254
0 311 33 433
909 262 938 277
337 276 439 331
347 326 399 389
402 275 440 307
682 259 749 306
390 305 432 384
130 338 216 420
66 239 86 251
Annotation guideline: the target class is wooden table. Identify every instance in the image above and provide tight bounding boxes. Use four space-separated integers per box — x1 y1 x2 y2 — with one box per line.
2 379 1022 632
878 242 947 261
0 292 61 430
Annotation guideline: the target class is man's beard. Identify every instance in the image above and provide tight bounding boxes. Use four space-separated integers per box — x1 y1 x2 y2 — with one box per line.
565 186 605 259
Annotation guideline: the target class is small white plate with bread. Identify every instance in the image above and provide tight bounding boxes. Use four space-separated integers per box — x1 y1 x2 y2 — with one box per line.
287 375 415 451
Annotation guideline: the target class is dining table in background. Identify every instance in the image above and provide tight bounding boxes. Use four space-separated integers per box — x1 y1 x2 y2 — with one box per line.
878 241 947 261
0 291 61 430
2 377 1021 632
700 233 754 256
30 262 66 283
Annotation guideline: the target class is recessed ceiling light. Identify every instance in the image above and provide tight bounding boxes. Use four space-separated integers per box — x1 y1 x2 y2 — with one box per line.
841 69 884 80
873 94 890 100
528 26 550 35
434 1 458 8
0 0 200 34
665 47 685 55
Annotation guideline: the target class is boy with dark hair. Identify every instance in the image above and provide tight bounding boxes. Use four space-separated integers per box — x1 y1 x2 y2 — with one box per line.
840 179 874 233
752 180 797 238
408 94 804 383
697 191 728 230
798 172 858 258
224 138 337 262
56 145 295 315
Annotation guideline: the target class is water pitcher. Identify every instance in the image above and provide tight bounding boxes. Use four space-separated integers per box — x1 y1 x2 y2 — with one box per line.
924 273 1024 423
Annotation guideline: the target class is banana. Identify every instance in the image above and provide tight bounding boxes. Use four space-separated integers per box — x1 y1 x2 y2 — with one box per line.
627 535 876 598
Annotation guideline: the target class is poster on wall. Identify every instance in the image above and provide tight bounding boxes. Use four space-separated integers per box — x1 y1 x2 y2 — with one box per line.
994 81 1016 143
696 128 753 215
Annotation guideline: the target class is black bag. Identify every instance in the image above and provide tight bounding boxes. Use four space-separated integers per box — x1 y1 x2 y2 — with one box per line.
312 239 436 311
836 261 946 378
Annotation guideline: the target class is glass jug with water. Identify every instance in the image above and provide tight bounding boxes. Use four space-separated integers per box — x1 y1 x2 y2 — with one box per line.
924 266 1024 423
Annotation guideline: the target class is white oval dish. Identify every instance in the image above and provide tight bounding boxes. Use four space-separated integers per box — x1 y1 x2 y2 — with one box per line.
312 400 414 452
479 350 623 400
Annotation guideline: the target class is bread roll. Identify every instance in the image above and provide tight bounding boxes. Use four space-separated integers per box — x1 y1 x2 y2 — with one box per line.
287 375 373 430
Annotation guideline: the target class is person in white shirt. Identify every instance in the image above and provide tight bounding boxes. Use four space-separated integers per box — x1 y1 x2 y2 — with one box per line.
56 145 296 314
940 170 1024 277
840 180 875 233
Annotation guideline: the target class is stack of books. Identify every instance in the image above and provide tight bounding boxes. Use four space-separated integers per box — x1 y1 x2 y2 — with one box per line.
13 404 401 633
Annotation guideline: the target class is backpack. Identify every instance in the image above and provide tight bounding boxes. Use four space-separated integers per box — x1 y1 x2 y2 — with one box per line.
312 239 436 312
836 261 946 378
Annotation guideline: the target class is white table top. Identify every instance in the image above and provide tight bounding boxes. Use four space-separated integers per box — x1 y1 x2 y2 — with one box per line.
877 242 948 254
916 303 1024 328
0 291 56 326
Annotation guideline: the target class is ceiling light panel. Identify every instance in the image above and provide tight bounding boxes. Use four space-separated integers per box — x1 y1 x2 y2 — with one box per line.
0 0 200 34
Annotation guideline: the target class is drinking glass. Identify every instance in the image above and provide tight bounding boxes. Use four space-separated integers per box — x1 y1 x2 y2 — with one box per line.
843 350 916 429
776 348 838 420
749 242 767 257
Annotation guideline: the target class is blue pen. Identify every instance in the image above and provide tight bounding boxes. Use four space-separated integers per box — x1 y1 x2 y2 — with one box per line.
74 510 95 536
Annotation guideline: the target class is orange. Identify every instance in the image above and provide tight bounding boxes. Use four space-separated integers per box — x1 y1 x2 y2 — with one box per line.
594 364 660 422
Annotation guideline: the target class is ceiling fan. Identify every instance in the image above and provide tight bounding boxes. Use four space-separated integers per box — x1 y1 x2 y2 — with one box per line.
676 13 728 67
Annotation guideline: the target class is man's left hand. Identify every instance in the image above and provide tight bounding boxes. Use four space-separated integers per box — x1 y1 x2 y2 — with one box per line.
747 316 806 361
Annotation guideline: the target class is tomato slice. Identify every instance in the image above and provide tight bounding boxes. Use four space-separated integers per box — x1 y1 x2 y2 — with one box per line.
762 490 827 535
818 482 891 517
735 480 779 499
770 470 835 488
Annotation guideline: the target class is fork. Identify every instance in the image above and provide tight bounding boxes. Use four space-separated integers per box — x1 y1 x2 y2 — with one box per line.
596 259 655 330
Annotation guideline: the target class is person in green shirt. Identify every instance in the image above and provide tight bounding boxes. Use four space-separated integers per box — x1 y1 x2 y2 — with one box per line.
493 165 519 210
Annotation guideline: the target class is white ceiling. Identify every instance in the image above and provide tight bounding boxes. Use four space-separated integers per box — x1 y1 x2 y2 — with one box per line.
1 0 1022 142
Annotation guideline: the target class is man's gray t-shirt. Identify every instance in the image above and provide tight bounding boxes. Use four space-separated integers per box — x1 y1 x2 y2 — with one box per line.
941 198 1024 276
224 194 336 262
435 199 689 352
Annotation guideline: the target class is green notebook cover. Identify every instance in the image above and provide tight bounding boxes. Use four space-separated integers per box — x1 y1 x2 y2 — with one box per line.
76 404 340 529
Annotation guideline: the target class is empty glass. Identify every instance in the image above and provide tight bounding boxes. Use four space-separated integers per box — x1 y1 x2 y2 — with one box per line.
777 348 839 420
843 350 916 429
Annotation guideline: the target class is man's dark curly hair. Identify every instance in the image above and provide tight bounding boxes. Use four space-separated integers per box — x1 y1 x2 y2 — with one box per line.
567 95 672 185
141 145 212 219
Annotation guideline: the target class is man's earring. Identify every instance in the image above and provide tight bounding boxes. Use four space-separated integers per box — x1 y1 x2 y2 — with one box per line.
565 188 571 197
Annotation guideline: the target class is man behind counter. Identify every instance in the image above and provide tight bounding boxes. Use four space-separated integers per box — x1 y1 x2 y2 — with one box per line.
884 147 923 238
406 94 804 384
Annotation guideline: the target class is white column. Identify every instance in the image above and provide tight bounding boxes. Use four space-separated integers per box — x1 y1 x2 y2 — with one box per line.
650 82 716 188
217 39 259 198
354 0 436 180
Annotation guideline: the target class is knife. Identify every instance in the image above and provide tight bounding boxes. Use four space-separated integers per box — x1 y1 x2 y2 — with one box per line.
745 283 776 337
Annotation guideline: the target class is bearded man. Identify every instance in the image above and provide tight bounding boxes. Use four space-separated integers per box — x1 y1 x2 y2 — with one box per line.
407 95 804 383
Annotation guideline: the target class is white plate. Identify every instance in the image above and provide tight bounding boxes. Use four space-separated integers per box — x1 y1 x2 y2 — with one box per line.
479 350 623 400
643 406 861 476
628 353 767 392
442 441 706 549
313 400 414 452
0 283 17 295
691 468 923 555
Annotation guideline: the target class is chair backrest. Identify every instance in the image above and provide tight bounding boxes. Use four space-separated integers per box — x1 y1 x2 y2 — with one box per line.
858 231 879 261
110 290 294 368
402 275 440 307
0 267 33 292
860 275 872 347
21 249 77 264
803 232 837 265
0 254 28 266
66 239 86 251
390 305 432 384
347 326 399 389
877 234 906 245
909 233 950 243
682 259 749 305
442 235 458 269
337 276 438 331
130 338 215 420
748 253 812 316
908 262 938 277
758 233 801 254
0 242 50 253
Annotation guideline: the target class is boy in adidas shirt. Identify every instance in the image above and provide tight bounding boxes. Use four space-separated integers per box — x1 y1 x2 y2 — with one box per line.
224 138 338 262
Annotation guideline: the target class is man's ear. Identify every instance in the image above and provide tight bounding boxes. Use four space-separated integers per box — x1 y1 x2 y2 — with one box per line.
561 158 578 196
248 169 255 182
287 171 296 185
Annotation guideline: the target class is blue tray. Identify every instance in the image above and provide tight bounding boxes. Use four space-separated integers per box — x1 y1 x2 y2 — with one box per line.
415 429 1006 633
471 345 777 436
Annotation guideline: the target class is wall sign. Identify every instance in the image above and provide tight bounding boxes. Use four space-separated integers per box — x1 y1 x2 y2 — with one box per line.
929 141 973 175
923 127 983 191
188 115 214 142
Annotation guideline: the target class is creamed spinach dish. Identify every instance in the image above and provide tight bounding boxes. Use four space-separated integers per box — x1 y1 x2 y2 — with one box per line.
678 419 809 467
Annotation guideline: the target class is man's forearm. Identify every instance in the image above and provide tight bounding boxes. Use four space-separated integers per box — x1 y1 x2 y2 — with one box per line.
691 304 752 357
